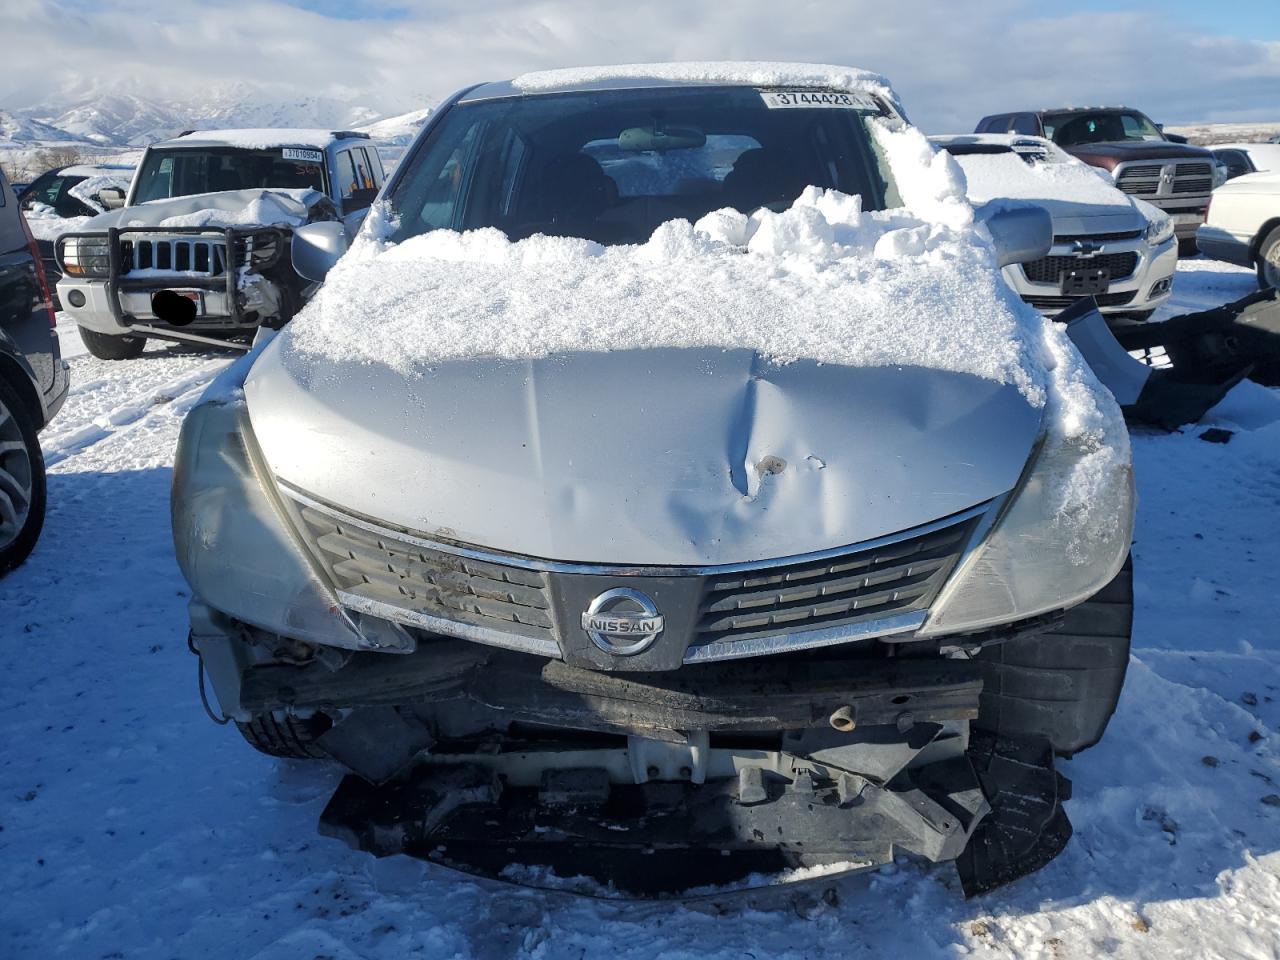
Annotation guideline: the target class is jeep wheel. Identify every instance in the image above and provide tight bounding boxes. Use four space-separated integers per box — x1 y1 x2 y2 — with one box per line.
78 326 146 361
1258 226 1280 291
0 376 47 577
236 712 333 760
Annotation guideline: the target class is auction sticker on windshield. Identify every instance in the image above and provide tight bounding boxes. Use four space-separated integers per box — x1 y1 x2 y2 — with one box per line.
760 90 878 111
282 148 324 162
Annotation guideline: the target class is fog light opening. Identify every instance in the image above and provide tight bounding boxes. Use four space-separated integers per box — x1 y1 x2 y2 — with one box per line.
66 289 86 308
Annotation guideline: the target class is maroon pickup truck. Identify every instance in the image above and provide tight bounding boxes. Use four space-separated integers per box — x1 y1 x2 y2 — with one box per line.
974 107 1217 248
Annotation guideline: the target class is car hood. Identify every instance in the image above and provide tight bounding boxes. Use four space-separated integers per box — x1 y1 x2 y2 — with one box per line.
1050 205 1145 237
1217 171 1280 197
82 188 331 230
1066 140 1213 169
244 342 1043 566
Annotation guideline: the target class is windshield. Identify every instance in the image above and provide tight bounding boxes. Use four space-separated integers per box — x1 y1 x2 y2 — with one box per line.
1043 110 1164 147
389 87 897 246
132 148 327 204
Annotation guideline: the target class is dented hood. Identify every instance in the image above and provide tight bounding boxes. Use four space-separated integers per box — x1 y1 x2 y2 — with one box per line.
244 342 1043 566
84 188 331 230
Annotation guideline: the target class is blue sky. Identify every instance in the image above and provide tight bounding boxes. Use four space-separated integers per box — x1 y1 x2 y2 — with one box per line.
5 0 1278 130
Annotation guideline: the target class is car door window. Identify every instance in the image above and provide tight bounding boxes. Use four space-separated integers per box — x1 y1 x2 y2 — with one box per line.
1011 114 1039 135
337 150 361 200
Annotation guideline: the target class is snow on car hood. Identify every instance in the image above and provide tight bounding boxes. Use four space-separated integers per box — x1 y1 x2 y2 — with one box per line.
83 188 331 230
246 124 1129 566
953 150 1146 234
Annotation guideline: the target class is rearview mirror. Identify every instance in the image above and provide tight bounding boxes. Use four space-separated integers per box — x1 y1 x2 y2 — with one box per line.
618 126 706 152
981 204 1053 268
291 221 348 283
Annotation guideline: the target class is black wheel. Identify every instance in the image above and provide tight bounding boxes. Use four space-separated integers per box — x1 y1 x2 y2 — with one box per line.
1178 237 1199 257
236 712 333 760
974 557 1134 757
78 326 146 360
1257 226 1280 290
0 376 47 577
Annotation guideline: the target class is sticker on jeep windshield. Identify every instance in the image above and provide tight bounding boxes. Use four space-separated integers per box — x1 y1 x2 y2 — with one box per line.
760 90 879 111
282 148 324 163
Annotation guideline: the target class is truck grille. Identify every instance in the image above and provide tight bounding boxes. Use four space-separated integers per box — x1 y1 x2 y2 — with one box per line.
122 236 227 276
294 503 559 648
1022 252 1138 285
1114 161 1212 200
118 231 279 278
690 516 975 650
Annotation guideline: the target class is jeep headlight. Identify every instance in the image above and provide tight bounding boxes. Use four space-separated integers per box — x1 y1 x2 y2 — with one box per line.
919 433 1134 636
172 361 408 652
1144 211 1174 247
59 235 110 277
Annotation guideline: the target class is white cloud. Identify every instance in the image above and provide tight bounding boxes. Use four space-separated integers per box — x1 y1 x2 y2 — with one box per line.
2 0 1277 130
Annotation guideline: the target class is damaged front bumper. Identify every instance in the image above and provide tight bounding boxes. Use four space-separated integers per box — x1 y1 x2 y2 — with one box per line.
55 225 297 347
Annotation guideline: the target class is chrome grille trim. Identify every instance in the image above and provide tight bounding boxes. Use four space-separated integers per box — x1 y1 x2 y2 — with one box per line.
1113 160 1213 200
338 592 560 658
281 483 992 577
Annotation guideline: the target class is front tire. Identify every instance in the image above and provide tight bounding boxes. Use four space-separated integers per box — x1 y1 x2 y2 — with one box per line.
1257 226 1280 290
78 326 146 361
236 712 332 760
0 376 47 577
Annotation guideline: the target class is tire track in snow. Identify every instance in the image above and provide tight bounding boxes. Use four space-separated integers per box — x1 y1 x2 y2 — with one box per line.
41 357 229 468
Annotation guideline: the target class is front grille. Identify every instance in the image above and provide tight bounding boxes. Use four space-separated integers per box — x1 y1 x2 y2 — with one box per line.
1053 230 1141 244
1022 251 1138 285
1026 291 1136 310
122 237 227 276
286 489 983 663
690 517 975 650
1115 161 1212 199
294 503 558 647
117 231 278 278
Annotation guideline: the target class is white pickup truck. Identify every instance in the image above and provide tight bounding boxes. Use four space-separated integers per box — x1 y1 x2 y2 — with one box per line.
55 129 385 359
1197 171 1280 289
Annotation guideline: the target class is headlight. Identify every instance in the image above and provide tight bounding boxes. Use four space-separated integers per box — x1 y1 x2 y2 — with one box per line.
1144 212 1174 247
919 432 1134 636
59 235 110 277
172 365 411 653
1212 162 1228 190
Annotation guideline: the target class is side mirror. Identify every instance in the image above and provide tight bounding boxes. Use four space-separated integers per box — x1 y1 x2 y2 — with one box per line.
980 203 1053 268
97 187 126 210
291 221 348 283
344 187 379 215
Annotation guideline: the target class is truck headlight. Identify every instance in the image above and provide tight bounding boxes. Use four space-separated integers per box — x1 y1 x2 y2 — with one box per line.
59 235 110 277
1212 162 1228 190
919 432 1134 636
172 362 409 652
1144 211 1174 247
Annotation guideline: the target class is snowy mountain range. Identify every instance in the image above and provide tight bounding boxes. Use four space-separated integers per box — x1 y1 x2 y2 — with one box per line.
0 85 431 150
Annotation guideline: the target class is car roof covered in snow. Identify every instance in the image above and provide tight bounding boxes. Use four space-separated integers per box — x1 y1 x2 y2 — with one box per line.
59 163 135 178
463 61 899 106
150 129 368 150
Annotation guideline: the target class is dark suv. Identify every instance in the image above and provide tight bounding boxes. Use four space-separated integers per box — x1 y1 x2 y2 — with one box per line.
0 164 69 575
975 107 1217 246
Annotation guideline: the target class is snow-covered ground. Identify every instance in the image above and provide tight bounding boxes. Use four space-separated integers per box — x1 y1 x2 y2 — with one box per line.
2 259 1278 959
